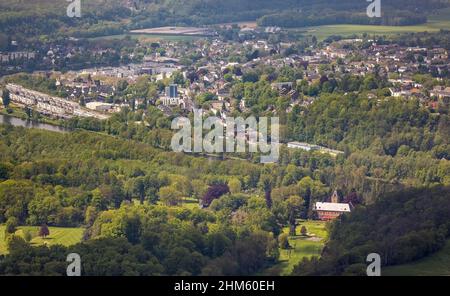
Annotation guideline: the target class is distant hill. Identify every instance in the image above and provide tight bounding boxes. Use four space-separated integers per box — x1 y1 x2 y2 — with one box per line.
130 0 450 28
1 0 450 39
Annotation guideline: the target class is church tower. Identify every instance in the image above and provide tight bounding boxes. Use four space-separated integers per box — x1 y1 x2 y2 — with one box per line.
331 190 340 203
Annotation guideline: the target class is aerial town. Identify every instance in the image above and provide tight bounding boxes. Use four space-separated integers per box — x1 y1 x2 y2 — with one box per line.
1 0 450 279
1 29 449 122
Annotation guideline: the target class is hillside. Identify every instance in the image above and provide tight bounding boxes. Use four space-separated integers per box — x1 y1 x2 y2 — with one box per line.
383 240 450 276
2 0 450 40
291 186 450 276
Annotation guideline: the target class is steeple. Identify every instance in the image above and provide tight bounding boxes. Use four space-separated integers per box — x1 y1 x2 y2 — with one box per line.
331 190 340 203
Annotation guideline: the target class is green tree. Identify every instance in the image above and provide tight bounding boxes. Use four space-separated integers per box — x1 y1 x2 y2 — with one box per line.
133 177 146 204
7 235 29 254
228 178 242 194
2 89 10 107
5 217 18 234
191 179 208 201
159 186 182 206
258 175 273 209
286 195 304 235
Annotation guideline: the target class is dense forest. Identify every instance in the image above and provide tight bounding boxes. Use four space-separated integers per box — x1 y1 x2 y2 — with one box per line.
0 125 321 275
0 89 449 274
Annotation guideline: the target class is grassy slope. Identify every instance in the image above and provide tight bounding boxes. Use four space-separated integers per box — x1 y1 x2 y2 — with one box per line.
263 220 328 275
0 225 83 255
383 240 450 276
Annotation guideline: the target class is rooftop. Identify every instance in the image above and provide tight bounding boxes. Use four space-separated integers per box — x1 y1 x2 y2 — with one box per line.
315 202 351 213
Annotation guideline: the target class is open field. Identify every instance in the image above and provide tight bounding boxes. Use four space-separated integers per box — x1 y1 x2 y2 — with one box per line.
383 240 450 276
300 9 450 39
0 225 84 255
263 220 328 275
130 26 215 36
90 34 200 42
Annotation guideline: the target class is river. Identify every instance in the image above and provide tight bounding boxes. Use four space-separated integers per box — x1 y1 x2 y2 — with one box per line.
0 114 69 133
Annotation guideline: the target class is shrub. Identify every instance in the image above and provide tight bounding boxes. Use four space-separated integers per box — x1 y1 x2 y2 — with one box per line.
5 217 18 234
23 229 34 242
300 226 308 236
279 233 290 249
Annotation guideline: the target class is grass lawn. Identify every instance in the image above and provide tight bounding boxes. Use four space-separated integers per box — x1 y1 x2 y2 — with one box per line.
153 197 200 210
263 220 328 275
179 197 201 210
0 225 84 255
383 240 450 276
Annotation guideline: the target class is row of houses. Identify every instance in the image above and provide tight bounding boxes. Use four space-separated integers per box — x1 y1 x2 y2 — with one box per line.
430 86 450 99
6 83 109 120
0 51 36 63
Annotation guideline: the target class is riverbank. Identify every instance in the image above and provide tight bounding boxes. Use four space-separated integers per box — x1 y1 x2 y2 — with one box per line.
0 113 70 133
0 104 65 127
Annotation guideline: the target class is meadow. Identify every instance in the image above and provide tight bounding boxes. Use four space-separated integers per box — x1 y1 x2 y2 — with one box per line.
0 225 83 255
263 220 328 275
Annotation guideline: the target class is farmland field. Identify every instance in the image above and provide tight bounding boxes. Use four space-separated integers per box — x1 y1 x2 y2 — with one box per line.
0 225 84 255
263 220 328 275
383 240 450 276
